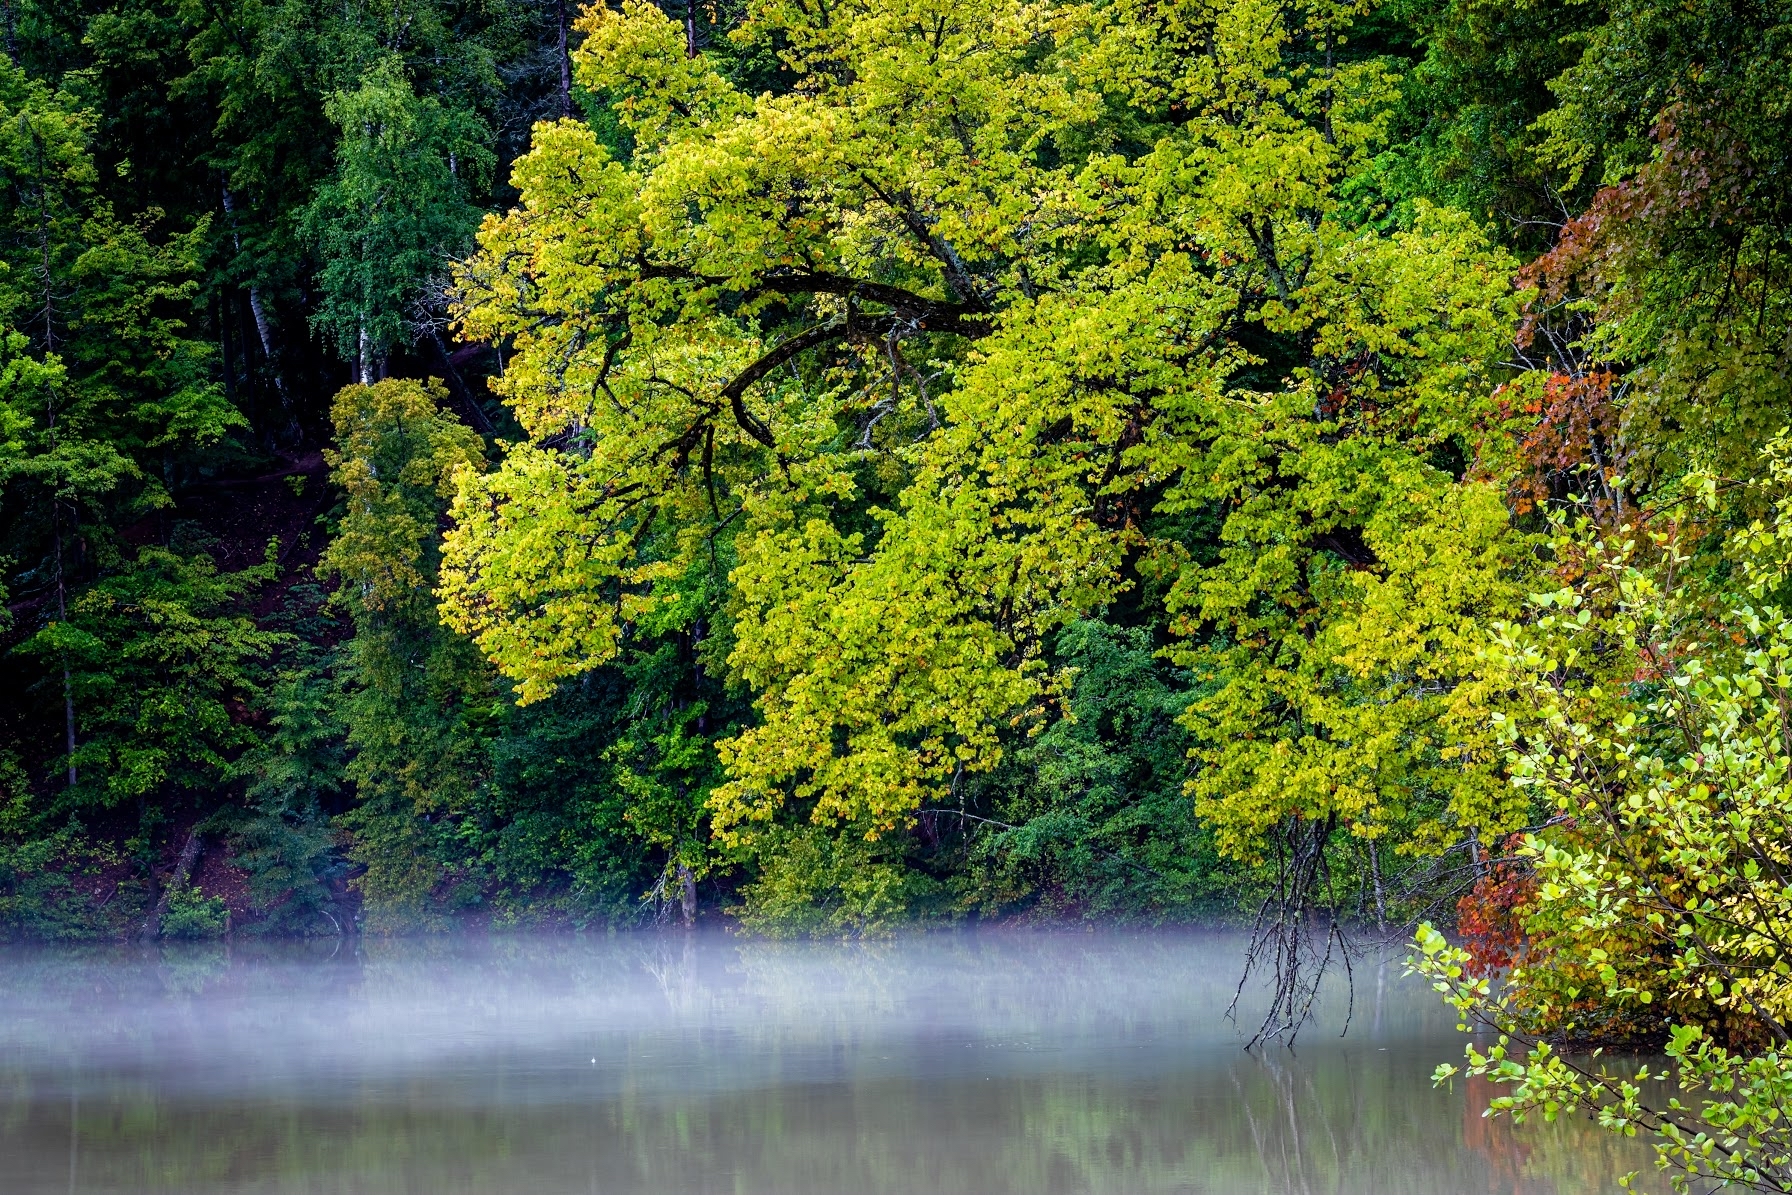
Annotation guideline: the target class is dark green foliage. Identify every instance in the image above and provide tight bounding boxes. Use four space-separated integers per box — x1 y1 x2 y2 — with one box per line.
1367 0 1600 245
956 622 1241 922
0 828 142 940
226 662 349 934
23 543 287 811
301 57 495 373
157 885 228 937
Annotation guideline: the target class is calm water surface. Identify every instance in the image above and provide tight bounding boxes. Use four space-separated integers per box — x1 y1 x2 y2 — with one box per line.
0 931 1651 1194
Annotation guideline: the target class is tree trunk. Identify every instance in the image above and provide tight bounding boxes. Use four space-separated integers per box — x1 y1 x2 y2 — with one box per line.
555 0 574 117
220 188 293 420
426 329 496 434
139 829 203 942
677 864 696 928
246 285 285 395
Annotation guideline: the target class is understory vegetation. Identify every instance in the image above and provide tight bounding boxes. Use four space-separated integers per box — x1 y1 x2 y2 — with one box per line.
1 0 1791 1178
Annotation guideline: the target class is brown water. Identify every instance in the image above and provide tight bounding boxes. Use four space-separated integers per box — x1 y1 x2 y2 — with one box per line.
0 931 1652 1194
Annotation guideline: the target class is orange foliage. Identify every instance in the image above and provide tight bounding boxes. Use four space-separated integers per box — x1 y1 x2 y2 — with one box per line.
1456 836 1537 978
1517 107 1757 323
1489 106 1760 528
1497 370 1621 516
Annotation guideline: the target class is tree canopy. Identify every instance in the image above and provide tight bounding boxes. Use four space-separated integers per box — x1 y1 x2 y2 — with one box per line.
440 0 1532 877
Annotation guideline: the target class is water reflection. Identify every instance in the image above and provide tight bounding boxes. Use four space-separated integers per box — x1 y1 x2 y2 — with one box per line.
0 931 1650 1194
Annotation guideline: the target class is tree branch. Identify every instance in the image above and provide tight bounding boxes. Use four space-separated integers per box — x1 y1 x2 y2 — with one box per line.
717 322 847 447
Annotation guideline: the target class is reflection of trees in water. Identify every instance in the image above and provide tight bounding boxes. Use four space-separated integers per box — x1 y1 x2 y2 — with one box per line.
1231 1050 1341 1195
1461 1076 1533 1191
0 938 1659 1195
637 931 698 1014
1 1057 1654 1195
1220 1045 1666 1195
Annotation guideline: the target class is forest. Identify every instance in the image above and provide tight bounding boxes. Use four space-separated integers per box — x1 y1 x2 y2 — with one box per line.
9 0 1792 1176
2 0 1792 1130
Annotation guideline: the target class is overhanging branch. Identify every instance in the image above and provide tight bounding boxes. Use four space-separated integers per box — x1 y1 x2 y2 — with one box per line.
717 322 848 447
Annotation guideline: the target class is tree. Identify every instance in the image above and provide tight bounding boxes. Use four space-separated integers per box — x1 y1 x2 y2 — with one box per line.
0 60 242 792
439 0 1533 953
1412 454 1792 1192
1491 0 1792 527
318 378 491 927
303 58 494 384
320 376 736 928
957 620 1238 922
21 542 287 814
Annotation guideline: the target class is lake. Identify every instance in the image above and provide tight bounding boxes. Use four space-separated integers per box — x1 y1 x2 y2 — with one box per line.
0 930 1653 1194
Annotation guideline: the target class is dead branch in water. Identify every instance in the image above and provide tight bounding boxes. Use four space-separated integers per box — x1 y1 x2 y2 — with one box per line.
1228 814 1354 1049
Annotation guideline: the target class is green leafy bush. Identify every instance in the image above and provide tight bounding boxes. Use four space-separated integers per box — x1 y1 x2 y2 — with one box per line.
159 888 230 940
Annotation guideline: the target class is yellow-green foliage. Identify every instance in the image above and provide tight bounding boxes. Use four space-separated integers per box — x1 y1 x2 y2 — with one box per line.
323 378 486 614
439 0 1537 865
731 824 950 937
323 380 493 928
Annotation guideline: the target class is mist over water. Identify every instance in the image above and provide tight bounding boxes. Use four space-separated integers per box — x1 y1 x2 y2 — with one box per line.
0 931 1648 1194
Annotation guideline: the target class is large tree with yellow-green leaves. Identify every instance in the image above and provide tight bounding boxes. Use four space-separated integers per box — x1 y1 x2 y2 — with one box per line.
438 0 1540 935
